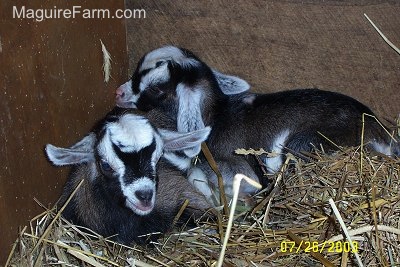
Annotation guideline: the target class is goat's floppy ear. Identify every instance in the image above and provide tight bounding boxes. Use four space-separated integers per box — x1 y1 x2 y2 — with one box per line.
45 133 96 166
159 127 211 157
212 69 250 95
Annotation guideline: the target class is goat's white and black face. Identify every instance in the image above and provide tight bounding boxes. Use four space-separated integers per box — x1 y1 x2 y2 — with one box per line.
115 46 250 131
96 114 161 215
116 46 200 110
46 112 210 216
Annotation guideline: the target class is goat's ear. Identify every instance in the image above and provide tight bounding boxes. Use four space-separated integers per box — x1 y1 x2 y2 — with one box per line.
212 69 250 95
159 127 211 157
45 133 96 166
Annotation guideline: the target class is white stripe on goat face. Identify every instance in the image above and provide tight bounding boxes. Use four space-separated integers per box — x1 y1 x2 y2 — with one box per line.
139 63 170 92
139 46 199 72
97 114 162 215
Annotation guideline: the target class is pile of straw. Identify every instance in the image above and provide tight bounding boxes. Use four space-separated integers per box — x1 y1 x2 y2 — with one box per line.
6 145 400 267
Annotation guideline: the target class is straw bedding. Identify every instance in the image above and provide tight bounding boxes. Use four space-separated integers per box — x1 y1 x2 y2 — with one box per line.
6 144 400 267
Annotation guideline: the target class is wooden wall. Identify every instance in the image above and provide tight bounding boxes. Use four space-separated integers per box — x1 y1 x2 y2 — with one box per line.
126 0 400 122
0 0 128 263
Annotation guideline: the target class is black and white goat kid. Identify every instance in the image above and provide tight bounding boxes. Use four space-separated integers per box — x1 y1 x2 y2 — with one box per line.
116 46 399 199
45 108 212 244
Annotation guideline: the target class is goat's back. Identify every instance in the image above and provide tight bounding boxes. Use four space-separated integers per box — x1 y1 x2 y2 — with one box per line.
210 89 394 154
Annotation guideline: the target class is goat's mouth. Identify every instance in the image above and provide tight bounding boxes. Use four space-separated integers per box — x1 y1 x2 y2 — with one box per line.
126 198 154 215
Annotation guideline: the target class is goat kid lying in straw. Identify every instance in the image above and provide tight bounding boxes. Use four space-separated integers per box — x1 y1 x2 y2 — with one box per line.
115 45 399 203
46 108 213 245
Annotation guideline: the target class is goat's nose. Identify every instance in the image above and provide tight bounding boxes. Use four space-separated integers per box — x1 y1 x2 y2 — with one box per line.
135 189 153 204
115 87 125 98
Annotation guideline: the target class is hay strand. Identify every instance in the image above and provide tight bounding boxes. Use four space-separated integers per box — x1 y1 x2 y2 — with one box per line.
216 173 261 267
329 198 364 267
201 142 229 216
262 154 292 226
364 13 400 55
329 225 400 242
67 249 107 267
100 39 112 83
172 199 190 226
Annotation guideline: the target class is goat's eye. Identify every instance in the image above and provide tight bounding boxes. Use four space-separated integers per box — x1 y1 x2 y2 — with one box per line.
155 61 165 68
99 160 113 173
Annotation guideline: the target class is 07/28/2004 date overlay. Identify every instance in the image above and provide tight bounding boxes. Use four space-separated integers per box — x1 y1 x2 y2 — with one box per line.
280 240 359 253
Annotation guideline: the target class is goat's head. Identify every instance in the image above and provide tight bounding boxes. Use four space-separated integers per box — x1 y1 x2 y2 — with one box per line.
115 46 250 131
45 110 210 215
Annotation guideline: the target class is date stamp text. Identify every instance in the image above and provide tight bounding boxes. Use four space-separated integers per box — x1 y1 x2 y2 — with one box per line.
280 240 359 254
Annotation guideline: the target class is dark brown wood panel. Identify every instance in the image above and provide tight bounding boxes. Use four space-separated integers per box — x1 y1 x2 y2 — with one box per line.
126 0 400 121
0 0 128 263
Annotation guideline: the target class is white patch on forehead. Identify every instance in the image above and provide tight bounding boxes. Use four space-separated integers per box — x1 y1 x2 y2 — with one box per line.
140 46 182 71
139 63 170 92
264 130 290 173
140 46 199 72
97 114 157 178
108 114 155 152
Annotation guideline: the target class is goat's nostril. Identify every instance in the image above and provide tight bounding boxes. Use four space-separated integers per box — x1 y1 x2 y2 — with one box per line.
135 190 153 204
115 88 125 98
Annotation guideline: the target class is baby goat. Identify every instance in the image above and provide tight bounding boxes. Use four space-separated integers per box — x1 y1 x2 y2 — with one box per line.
45 108 212 244
116 46 399 197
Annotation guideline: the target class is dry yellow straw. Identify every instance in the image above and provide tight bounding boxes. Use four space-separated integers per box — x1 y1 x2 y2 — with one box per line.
360 113 398 180
364 13 400 55
67 249 107 267
216 174 262 267
328 198 363 267
201 142 229 216
172 199 190 226
5 226 27 266
328 225 400 242
262 154 292 226
32 179 85 253
100 39 112 82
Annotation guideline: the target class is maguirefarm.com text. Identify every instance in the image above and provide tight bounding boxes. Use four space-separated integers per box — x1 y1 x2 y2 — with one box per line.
13 6 146 22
